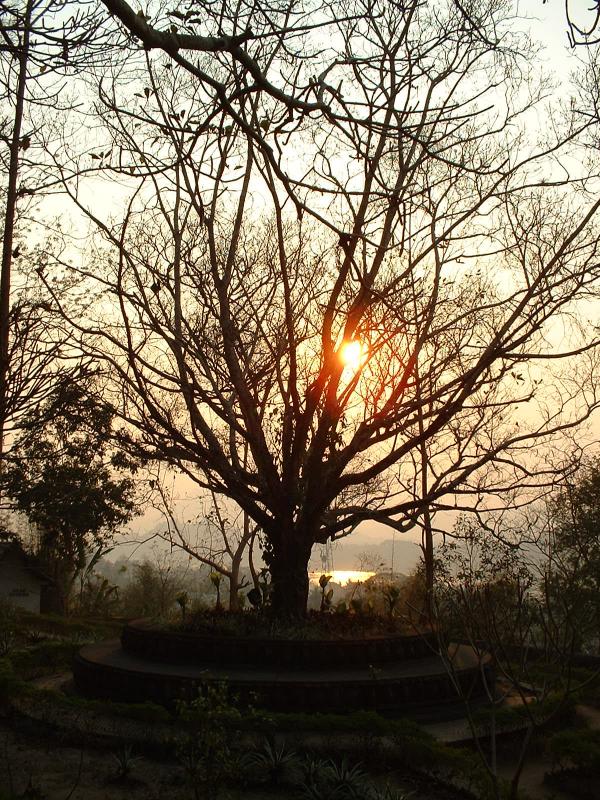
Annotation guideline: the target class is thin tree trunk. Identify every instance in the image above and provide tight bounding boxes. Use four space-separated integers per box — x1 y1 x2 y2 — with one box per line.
416 359 434 621
229 549 243 611
0 0 33 467
509 724 534 800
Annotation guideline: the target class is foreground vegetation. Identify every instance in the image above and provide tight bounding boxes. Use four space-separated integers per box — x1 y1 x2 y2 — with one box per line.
0 611 598 799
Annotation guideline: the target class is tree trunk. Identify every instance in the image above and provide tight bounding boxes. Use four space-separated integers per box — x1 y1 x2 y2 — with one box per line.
268 534 312 620
229 551 243 612
422 514 435 625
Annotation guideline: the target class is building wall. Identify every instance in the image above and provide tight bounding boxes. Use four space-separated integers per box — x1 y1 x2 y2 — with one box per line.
0 558 41 613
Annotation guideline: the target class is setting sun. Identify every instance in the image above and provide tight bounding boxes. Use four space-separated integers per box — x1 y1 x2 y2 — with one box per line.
340 340 364 372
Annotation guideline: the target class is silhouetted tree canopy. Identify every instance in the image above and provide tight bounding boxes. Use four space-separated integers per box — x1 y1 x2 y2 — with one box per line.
1 382 138 611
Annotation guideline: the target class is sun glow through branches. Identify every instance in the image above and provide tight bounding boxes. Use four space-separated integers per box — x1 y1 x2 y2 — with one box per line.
340 340 365 372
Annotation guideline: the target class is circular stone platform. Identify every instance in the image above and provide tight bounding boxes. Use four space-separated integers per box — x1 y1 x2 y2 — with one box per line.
121 618 438 668
73 620 493 718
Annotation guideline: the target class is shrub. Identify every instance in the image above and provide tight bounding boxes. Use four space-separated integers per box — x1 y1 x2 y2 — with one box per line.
18 609 119 639
547 728 600 774
9 640 81 679
472 690 577 737
176 683 244 799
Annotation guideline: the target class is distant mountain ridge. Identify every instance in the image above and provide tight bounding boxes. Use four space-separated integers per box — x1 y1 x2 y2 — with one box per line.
319 538 421 574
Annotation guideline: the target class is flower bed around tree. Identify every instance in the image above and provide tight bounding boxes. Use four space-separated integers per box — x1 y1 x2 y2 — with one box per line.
121 614 437 669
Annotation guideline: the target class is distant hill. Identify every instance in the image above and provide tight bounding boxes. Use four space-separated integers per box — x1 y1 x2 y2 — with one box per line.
320 538 421 574
103 525 423 580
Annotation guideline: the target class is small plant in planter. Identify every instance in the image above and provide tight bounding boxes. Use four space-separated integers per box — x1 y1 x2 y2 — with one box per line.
349 597 364 615
319 574 334 612
172 604 411 640
175 591 189 622
209 573 223 611
247 567 272 610
381 584 402 619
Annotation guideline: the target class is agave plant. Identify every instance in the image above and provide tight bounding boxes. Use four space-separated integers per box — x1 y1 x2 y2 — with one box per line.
244 739 300 787
298 783 340 800
370 783 414 800
324 758 370 799
111 744 141 780
300 754 331 787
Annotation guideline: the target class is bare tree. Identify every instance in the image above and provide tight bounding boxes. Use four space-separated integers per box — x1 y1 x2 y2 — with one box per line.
564 0 600 46
151 473 256 611
0 0 113 464
47 0 600 618
433 513 600 800
118 545 194 618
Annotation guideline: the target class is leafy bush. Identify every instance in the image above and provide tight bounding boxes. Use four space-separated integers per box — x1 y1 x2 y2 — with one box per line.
389 719 498 799
297 755 413 800
261 710 415 736
472 691 577 736
9 640 81 678
176 682 245 799
16 681 172 725
547 728 600 773
371 786 411 800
